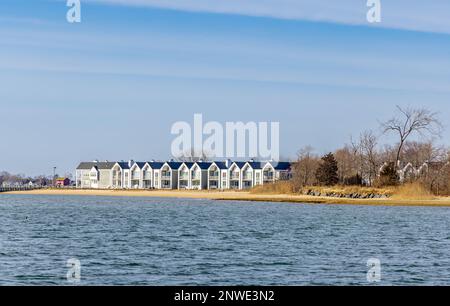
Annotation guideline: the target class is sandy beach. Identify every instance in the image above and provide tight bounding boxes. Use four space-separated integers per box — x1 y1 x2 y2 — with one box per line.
3 188 450 207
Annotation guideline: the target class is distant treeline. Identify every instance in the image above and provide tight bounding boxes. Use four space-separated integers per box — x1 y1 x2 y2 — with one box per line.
0 172 56 187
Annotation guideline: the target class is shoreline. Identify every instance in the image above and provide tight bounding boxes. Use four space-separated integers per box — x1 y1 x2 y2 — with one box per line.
2 189 450 207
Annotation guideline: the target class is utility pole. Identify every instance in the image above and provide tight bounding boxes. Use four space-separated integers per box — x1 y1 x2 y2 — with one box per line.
53 167 57 187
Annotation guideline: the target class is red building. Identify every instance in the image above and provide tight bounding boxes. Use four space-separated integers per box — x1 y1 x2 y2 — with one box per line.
55 178 70 187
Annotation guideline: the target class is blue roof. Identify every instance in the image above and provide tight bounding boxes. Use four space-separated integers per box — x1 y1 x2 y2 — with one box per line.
166 162 183 169
195 162 212 170
181 162 195 169
212 162 228 169
147 161 165 169
77 160 291 171
134 162 146 169
232 162 247 169
116 162 130 169
247 161 264 169
270 161 291 170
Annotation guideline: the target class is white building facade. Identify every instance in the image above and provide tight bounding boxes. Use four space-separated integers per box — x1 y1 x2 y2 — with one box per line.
76 160 292 190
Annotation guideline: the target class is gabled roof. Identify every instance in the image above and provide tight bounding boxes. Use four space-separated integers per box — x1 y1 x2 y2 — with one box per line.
180 162 195 170
210 161 228 170
246 161 264 170
76 160 291 171
129 162 146 170
165 162 183 170
194 162 212 170
147 161 165 169
134 162 146 169
116 162 131 170
268 161 291 171
231 161 247 169
76 162 116 170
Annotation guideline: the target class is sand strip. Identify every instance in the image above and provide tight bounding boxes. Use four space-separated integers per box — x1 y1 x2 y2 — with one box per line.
2 189 450 207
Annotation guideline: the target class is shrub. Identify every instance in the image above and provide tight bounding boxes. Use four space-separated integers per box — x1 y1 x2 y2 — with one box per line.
375 162 399 187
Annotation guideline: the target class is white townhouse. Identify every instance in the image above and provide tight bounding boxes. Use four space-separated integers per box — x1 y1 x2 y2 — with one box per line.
241 161 264 189
207 161 231 190
76 159 292 190
141 162 153 189
190 162 211 190
128 161 166 189
226 161 264 190
224 160 292 190
146 161 164 189
76 161 114 189
178 162 194 189
262 161 292 183
111 161 133 189
178 162 212 190
159 161 183 189
129 162 146 189
76 160 132 189
228 162 246 190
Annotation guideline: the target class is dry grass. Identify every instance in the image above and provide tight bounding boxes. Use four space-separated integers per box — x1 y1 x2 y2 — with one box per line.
250 181 295 194
392 182 435 200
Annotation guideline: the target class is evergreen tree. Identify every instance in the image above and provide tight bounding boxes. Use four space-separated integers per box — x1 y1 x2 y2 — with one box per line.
315 153 339 186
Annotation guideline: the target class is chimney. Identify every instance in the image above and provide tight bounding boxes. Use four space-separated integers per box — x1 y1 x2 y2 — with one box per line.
225 159 232 168
128 160 134 168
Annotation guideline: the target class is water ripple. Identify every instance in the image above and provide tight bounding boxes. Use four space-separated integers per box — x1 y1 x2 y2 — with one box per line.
0 195 450 285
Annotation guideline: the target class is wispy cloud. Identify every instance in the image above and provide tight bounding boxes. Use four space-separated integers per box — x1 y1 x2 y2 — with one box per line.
86 0 450 34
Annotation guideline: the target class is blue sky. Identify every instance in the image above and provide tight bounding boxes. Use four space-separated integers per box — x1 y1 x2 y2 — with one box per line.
1 0 450 176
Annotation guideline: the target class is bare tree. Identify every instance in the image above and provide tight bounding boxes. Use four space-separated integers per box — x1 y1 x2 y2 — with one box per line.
359 130 379 185
381 106 443 169
402 141 446 166
335 145 359 184
292 146 319 189
419 150 450 195
174 148 214 162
